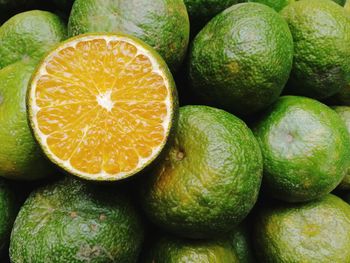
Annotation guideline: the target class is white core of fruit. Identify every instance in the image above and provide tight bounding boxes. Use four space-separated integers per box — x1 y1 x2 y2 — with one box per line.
96 90 114 111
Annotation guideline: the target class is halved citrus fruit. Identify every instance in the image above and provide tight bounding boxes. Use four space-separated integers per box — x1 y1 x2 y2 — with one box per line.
27 33 177 181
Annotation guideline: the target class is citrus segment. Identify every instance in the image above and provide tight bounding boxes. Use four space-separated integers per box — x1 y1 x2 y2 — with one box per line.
28 34 176 181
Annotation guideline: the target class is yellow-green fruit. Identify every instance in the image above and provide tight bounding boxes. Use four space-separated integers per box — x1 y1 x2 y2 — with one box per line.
345 0 350 10
145 235 239 263
254 194 350 262
248 0 294 11
282 0 350 99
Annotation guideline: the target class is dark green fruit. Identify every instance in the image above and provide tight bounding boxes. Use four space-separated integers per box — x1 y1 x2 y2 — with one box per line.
282 0 350 99
10 177 144 263
189 3 293 116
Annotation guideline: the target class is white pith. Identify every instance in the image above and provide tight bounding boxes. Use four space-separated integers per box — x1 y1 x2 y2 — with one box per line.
29 35 173 180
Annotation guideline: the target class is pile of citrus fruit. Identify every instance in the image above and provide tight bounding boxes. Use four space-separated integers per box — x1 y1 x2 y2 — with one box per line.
1 0 350 262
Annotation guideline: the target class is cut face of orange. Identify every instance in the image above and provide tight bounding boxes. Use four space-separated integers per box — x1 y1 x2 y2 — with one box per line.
28 34 177 181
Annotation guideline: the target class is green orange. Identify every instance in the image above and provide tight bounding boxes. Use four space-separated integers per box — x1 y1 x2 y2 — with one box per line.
254 194 350 262
282 0 350 99
10 177 144 262
253 96 350 202
140 105 262 239
189 3 293 116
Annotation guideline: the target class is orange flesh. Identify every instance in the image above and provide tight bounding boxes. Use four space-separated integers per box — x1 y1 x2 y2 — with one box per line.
34 38 169 176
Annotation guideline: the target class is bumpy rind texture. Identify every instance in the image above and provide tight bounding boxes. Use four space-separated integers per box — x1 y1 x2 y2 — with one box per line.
0 10 67 69
140 105 263 239
184 0 239 35
0 10 66 180
68 0 189 72
282 0 350 99
144 235 239 263
332 106 350 189
189 3 294 116
0 62 53 180
229 222 256 263
254 96 350 202
248 0 294 11
9 177 144 263
254 194 350 263
0 179 19 255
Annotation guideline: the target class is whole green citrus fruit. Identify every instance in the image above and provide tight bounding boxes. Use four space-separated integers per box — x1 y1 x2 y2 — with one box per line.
282 0 350 99
140 105 263 239
253 96 350 202
0 10 67 69
189 3 293 116
254 194 350 262
9 177 144 263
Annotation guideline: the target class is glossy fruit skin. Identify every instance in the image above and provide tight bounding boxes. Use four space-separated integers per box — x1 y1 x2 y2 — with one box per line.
0 179 19 256
144 235 239 263
0 10 67 69
9 177 144 263
248 0 294 11
140 105 263 239
189 3 293 116
254 194 350 263
0 62 53 180
254 96 350 202
0 10 66 180
184 0 239 35
229 222 256 263
332 106 350 189
68 0 189 72
282 0 350 99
